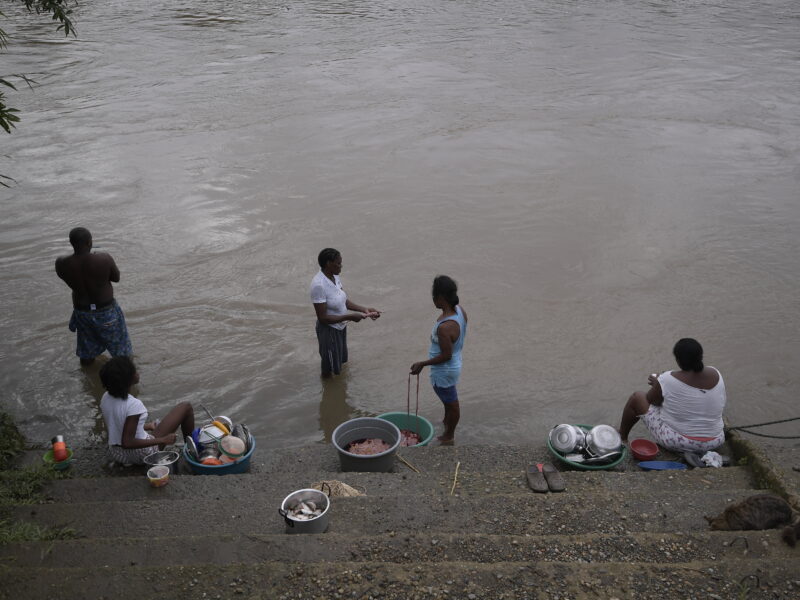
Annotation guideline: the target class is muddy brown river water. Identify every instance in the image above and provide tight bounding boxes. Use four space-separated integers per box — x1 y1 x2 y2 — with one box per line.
2 0 799 447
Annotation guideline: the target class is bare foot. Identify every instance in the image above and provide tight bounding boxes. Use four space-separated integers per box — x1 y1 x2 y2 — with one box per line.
437 435 454 446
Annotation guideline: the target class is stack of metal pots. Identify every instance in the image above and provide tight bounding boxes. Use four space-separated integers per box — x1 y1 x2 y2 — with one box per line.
548 424 622 464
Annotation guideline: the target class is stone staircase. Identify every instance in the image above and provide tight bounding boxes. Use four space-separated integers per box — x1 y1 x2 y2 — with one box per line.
2 444 798 599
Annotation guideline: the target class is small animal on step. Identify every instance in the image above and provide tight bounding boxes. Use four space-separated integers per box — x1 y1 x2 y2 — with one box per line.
705 494 799 546
782 521 800 548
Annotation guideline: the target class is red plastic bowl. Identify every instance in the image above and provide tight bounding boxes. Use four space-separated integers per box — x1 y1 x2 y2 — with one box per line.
630 438 659 461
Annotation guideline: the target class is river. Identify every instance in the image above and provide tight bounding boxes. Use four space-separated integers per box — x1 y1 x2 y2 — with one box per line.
2 0 799 448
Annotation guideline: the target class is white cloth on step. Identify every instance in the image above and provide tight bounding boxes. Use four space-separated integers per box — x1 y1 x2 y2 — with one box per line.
701 451 723 468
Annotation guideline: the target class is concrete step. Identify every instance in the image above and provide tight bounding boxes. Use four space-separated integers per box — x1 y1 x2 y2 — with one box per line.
10 488 762 538
0 530 792 570
17 442 712 479
40 465 756 503
3 558 798 600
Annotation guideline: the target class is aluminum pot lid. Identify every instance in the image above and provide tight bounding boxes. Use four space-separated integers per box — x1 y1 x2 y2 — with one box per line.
185 437 198 460
587 424 622 454
549 424 580 452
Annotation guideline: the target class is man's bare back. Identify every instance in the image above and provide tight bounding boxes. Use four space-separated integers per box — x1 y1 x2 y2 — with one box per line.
55 228 120 308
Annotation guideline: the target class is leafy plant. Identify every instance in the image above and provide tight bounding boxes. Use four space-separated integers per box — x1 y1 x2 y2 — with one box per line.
0 465 62 506
1 1 76 185
0 411 26 470
0 519 75 544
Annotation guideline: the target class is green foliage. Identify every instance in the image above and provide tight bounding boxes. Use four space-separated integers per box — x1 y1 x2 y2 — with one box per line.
0 519 75 544
0 412 75 545
0 411 26 471
20 0 75 36
1 1 76 184
0 465 64 506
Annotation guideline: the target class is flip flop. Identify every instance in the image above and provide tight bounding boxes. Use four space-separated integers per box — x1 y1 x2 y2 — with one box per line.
684 451 731 468
526 464 548 493
684 452 706 469
542 463 566 492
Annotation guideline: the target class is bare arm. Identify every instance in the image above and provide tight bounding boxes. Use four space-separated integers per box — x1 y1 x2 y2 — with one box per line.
346 298 367 313
107 254 120 283
120 414 174 449
646 376 664 406
410 321 458 374
313 302 363 325
55 256 67 281
346 298 380 319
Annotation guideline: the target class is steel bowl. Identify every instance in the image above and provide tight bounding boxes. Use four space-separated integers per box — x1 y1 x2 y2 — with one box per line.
585 425 622 457
548 424 587 454
185 437 199 461
214 415 233 433
198 424 226 446
198 446 220 461
231 424 248 447
143 451 180 474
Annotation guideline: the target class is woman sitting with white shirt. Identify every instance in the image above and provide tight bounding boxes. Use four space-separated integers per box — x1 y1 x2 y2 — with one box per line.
619 338 726 452
99 356 194 465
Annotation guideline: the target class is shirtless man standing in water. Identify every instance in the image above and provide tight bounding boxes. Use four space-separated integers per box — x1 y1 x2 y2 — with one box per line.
55 227 133 365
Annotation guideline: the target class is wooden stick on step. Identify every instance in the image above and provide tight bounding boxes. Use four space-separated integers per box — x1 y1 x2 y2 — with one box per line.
450 461 461 496
397 454 420 474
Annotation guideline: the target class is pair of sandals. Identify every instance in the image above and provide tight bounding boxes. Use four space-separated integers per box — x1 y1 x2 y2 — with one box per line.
526 462 565 493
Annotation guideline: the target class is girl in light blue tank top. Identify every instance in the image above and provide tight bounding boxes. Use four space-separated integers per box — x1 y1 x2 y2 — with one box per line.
410 276 467 443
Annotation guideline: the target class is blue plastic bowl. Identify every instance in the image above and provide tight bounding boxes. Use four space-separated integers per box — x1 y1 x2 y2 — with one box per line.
183 434 255 475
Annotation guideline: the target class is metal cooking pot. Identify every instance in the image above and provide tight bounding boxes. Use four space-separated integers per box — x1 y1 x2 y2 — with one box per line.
143 451 180 474
585 425 622 457
548 424 587 454
279 487 330 534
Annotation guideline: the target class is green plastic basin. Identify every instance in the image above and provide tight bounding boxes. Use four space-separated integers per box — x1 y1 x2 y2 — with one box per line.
547 424 627 471
377 412 434 447
43 448 73 471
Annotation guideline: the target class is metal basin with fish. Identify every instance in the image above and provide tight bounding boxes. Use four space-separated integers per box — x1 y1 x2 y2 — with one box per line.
332 418 400 472
279 488 330 534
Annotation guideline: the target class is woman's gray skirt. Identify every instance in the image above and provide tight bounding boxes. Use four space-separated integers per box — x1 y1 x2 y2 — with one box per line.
316 321 348 375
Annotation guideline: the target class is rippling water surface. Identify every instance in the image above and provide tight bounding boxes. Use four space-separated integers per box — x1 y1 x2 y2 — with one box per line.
2 0 799 446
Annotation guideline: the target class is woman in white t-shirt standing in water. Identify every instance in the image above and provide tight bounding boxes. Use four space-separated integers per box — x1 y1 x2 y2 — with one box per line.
619 338 726 452
310 248 381 378
99 356 195 465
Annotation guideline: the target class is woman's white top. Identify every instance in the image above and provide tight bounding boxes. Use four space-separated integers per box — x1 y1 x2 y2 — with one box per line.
657 367 726 437
310 271 348 330
100 392 148 446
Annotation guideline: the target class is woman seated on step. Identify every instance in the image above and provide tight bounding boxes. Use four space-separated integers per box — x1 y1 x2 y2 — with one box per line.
99 356 194 465
618 338 726 452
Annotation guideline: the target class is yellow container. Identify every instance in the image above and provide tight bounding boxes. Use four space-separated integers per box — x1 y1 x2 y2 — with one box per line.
147 465 170 487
